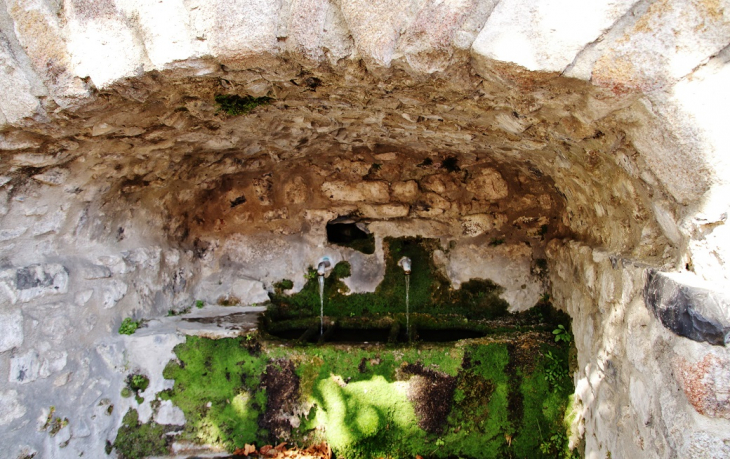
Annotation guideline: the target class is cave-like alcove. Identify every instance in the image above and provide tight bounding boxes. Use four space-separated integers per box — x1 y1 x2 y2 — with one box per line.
1 2 729 458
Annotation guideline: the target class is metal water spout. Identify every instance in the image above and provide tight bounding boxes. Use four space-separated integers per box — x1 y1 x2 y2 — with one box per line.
398 257 412 274
317 257 332 276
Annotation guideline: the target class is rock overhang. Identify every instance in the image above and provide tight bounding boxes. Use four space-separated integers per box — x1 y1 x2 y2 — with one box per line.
1 1 730 457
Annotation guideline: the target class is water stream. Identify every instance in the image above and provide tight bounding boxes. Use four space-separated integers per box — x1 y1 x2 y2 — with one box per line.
405 273 410 339
318 274 325 336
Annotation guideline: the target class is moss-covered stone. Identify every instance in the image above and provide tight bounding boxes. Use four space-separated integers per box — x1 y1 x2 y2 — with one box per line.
145 331 578 459
113 409 171 459
268 237 510 324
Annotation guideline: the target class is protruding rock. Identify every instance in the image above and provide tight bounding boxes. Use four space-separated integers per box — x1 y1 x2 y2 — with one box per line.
0 264 69 303
321 181 390 203
466 168 509 200
460 213 507 236
32 168 69 186
413 192 451 218
101 280 128 309
358 203 410 219
391 180 419 202
471 0 637 74
644 270 730 346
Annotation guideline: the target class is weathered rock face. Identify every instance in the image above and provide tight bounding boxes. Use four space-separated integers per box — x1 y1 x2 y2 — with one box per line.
0 0 729 458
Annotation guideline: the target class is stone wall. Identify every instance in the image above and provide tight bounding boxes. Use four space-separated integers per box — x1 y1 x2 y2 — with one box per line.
549 240 730 458
0 0 729 457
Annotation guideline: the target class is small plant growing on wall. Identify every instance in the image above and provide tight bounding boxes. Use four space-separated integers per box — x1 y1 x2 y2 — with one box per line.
489 237 505 247
215 94 273 116
119 317 141 335
553 324 572 343
125 373 150 404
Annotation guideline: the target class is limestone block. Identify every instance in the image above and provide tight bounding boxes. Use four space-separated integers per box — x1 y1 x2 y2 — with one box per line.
24 205 48 216
413 192 450 218
6 0 89 104
11 153 70 168
63 0 148 89
629 376 652 425
78 264 112 280
0 227 27 242
391 180 419 202
466 168 508 200
0 390 26 424
230 278 269 305
9 350 41 383
338 0 418 69
396 0 498 73
644 270 730 346
253 174 274 205
420 173 461 198
191 0 280 66
0 131 44 150
154 400 186 425
460 213 507 236
673 351 730 420
321 180 390 203
284 176 308 204
471 0 637 73
0 33 40 124
287 0 354 64
31 210 65 235
101 280 128 309
590 0 730 92
446 242 541 311
196 275 269 306
358 203 409 219
31 168 69 186
114 0 199 68
0 188 8 216
0 264 68 303
0 308 23 352
91 122 120 137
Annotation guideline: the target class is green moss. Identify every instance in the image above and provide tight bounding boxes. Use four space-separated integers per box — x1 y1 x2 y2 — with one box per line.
119 317 140 335
129 374 149 392
162 336 268 450
274 279 294 292
489 238 505 247
215 94 272 116
436 344 512 458
113 409 170 459
270 237 509 323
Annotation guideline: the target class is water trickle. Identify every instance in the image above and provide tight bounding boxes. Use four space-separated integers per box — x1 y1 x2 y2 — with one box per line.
318 274 325 336
398 256 412 341
405 273 410 339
